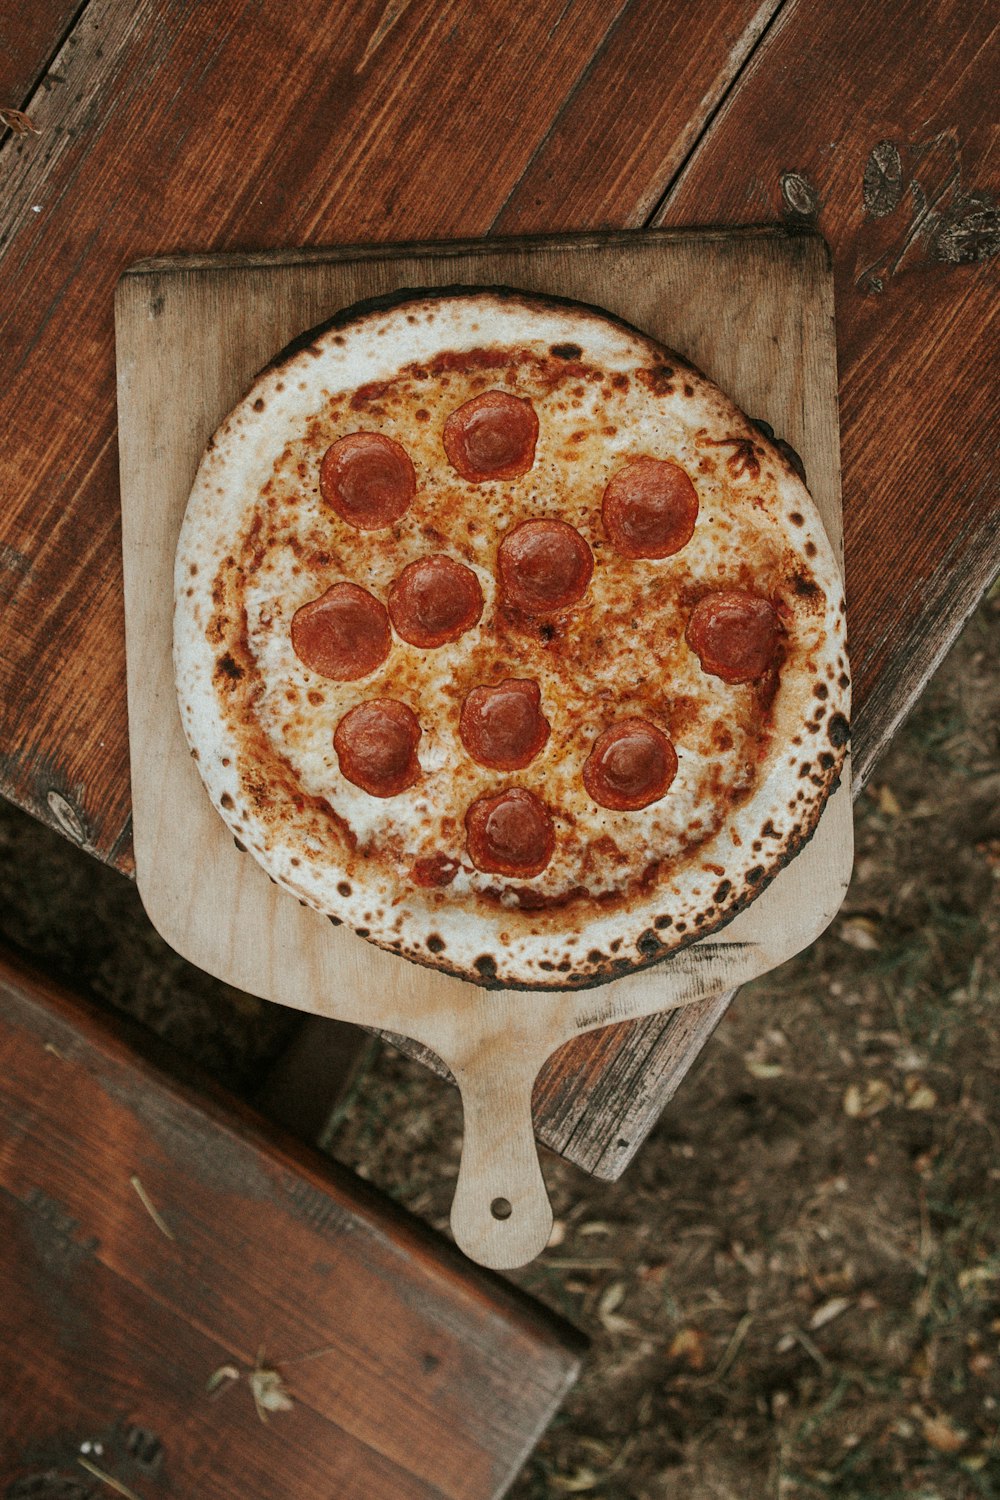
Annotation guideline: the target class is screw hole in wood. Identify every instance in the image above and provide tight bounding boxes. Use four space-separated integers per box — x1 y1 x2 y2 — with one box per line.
490 1196 512 1220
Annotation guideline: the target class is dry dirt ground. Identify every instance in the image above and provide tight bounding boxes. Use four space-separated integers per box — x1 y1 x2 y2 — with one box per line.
1 592 997 1500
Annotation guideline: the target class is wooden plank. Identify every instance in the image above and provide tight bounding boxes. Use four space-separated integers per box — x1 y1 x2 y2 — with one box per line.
0 0 786 865
115 229 849 1250
529 0 1000 1182
655 0 1000 791
0 945 585 1496
0 0 79 106
493 0 780 233
0 0 633 865
0 0 794 1193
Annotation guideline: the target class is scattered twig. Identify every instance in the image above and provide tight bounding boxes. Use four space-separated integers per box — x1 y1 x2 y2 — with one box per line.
206 1363 240 1397
205 1349 295 1423
791 1327 832 1375
544 1258 624 1271
280 1341 339 1366
129 1175 175 1240
703 1312 754 1385
77 1458 143 1500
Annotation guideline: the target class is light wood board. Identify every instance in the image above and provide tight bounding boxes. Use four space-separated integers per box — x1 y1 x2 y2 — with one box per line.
116 229 852 1269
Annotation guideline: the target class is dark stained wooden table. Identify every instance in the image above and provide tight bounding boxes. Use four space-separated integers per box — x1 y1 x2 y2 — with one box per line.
0 944 584 1497
2 0 997 1178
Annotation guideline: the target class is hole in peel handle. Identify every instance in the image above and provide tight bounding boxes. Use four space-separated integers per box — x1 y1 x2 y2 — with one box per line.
449 1061 553 1271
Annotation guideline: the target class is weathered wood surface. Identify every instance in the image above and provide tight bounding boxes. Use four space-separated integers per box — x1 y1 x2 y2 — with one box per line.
0 945 585 1496
0 0 767 866
117 230 849 1258
526 0 1000 1179
1 0 997 1186
657 0 1000 790
0 1 79 105
531 0 1000 1185
491 0 781 234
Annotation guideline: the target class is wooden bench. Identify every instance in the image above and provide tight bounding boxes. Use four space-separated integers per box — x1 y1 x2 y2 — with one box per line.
0 946 585 1498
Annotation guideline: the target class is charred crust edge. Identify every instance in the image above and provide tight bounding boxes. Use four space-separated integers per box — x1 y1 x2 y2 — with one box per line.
342 744 846 993
252 283 706 389
219 276 848 994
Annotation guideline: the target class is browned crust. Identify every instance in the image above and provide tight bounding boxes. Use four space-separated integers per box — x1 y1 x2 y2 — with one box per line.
179 285 850 991
349 750 843 991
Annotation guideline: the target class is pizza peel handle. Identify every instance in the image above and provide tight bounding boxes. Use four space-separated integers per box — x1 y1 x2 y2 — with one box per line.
425 1000 562 1270
449 1052 553 1269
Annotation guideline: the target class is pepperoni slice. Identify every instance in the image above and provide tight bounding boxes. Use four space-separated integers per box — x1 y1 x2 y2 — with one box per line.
443 390 539 482
602 457 699 558
388 554 484 648
497 519 594 616
459 679 550 771
465 787 555 878
686 589 782 683
583 720 678 811
291 583 391 681
320 431 415 530
333 698 421 797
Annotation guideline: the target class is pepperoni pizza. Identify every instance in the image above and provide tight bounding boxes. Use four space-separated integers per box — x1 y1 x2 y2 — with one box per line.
174 287 850 990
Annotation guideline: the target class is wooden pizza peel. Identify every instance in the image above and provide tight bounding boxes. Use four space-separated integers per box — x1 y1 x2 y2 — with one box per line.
116 229 852 1270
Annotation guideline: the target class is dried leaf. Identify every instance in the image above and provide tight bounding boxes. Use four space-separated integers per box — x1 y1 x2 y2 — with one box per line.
598 1281 626 1319
46 789 88 845
551 1467 600 1492
249 1365 294 1422
922 1414 966 1454
745 1058 784 1080
904 1078 938 1111
863 140 904 218
0 107 41 136
546 1218 566 1249
601 1313 640 1335
876 785 902 817
668 1326 707 1371
843 1078 893 1118
579 1437 616 1463
838 915 881 951
579 1221 611 1236
809 1296 852 1331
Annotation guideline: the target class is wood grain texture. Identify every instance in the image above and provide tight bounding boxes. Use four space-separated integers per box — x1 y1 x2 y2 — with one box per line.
520 0 1000 1190
492 0 779 233
116 230 850 1254
3 0 994 1195
655 0 1000 791
0 0 635 863
527 0 1000 1182
0 0 80 105
0 944 584 1496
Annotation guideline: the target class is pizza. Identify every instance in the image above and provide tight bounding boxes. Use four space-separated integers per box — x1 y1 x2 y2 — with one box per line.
174 286 850 991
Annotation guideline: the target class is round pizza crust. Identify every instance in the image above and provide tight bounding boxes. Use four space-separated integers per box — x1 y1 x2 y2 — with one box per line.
174 286 850 991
